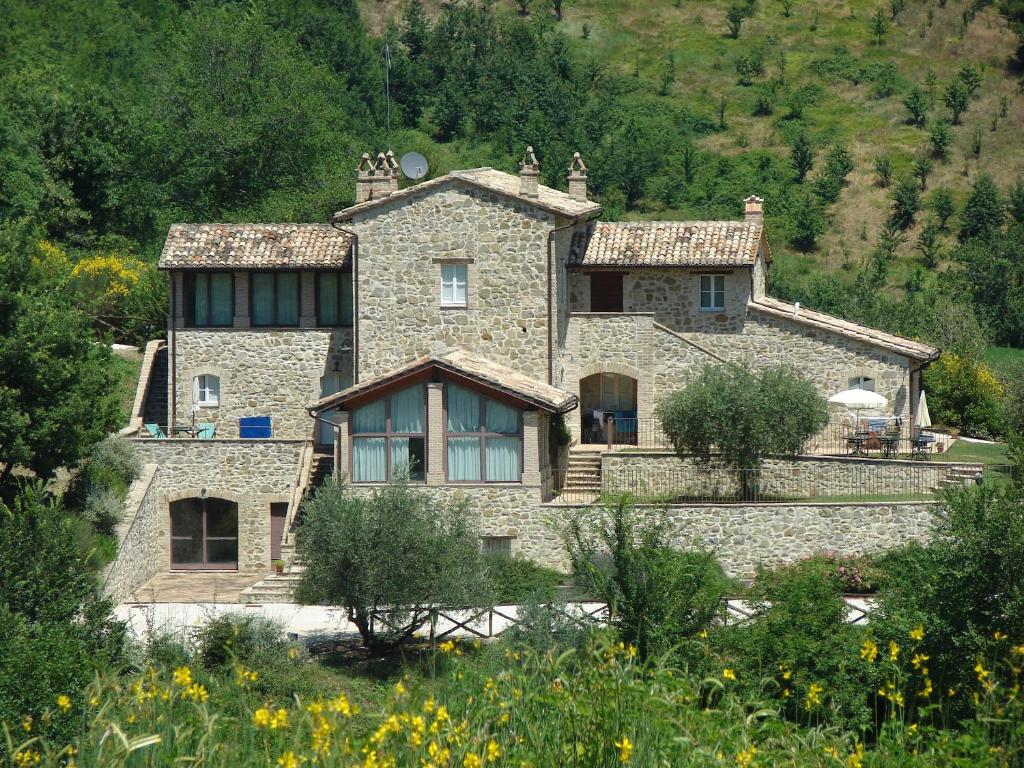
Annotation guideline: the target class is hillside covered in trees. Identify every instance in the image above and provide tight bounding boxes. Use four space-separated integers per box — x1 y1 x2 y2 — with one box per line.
2 0 1024 351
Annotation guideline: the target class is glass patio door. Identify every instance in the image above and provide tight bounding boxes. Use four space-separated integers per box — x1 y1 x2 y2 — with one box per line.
170 498 238 570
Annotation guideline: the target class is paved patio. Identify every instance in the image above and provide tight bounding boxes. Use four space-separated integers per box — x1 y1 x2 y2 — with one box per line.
126 571 267 603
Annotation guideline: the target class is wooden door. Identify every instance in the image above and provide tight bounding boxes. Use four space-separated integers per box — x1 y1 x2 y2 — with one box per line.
270 503 288 562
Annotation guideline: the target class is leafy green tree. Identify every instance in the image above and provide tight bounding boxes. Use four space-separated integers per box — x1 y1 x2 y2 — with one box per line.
727 4 747 37
655 364 828 498
944 79 970 124
912 153 933 190
871 7 889 43
916 217 944 268
295 480 489 652
931 187 956 229
948 228 1024 345
1009 177 1024 225
903 85 931 127
890 0 906 19
400 0 430 57
565 498 730 660
958 63 982 97
959 173 1004 242
874 154 894 187
0 231 121 486
790 131 814 182
929 119 953 159
780 0 795 17
890 176 920 229
788 193 826 250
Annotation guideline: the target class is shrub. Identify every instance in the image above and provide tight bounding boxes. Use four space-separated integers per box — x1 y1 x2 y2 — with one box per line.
929 119 953 159
295 480 489 651
195 613 290 670
564 497 730 659
923 352 1004 437
890 175 920 228
485 556 564 605
67 436 140 535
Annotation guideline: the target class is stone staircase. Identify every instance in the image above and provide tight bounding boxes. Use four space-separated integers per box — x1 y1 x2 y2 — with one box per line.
309 451 335 491
141 345 168 431
937 463 985 488
563 451 602 496
239 561 304 604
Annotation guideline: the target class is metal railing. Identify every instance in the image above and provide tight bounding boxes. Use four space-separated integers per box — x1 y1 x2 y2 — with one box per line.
579 418 672 450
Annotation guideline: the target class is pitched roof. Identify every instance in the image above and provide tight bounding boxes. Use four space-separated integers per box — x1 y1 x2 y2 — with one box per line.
158 224 352 270
333 168 602 221
749 296 940 362
310 348 578 414
570 221 765 268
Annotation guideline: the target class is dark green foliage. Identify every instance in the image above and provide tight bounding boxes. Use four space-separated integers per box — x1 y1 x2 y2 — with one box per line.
958 64 983 97
874 484 1024 708
929 120 954 159
485 556 564 604
295 480 489 651
195 613 291 670
947 227 1024 346
727 4 747 37
890 176 921 229
944 79 970 124
812 145 853 204
959 173 1004 242
931 187 956 228
0 485 124 747
871 8 889 43
66 437 140 535
924 353 1005 437
655 363 829 489
790 131 814 182
788 193 826 250
565 498 731 659
916 217 944 268
874 155 894 187
1009 177 1024 224
903 85 931 127
872 62 899 98
912 154 933 190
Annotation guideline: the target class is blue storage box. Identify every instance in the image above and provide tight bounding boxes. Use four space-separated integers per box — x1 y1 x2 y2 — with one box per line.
239 416 272 439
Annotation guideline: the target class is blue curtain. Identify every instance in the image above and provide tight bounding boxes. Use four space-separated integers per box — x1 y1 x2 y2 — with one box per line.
447 385 480 432
485 399 518 433
317 274 338 325
486 437 520 481
352 399 385 433
390 385 424 433
210 273 233 326
277 273 299 325
353 437 386 482
390 438 411 479
252 274 274 325
447 437 481 481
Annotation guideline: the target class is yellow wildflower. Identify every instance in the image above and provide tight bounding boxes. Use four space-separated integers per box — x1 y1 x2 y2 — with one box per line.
288 647 300 661
183 683 209 703
909 625 925 642
805 683 824 710
1011 645 1024 657
253 708 272 728
395 681 407 695
56 694 72 713
13 750 41 767
846 742 864 768
779 663 793 681
975 661 990 683
21 715 32 732
486 739 501 762
614 735 633 763
823 745 840 760
722 668 737 681
172 667 192 687
330 692 354 716
889 641 900 662
235 665 258 687
735 745 757 768
270 708 288 729
464 754 483 768
994 631 1007 641
277 751 300 768
911 653 929 671
860 639 879 663
919 677 934 698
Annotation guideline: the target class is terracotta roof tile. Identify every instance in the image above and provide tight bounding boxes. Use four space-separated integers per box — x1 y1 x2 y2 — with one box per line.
570 221 764 268
159 224 352 270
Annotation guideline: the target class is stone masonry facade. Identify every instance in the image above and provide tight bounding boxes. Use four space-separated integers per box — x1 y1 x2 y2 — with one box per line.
103 464 161 602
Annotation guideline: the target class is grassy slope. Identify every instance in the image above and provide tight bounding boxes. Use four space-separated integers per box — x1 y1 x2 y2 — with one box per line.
360 0 1022 296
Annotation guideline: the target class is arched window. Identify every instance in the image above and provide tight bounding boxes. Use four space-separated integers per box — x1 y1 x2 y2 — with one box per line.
193 374 220 406
848 376 875 392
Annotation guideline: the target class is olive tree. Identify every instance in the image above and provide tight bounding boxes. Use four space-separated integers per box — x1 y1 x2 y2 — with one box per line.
295 480 489 652
655 364 829 498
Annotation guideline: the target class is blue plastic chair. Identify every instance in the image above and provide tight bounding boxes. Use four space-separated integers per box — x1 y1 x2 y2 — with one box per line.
239 416 272 439
197 422 216 439
144 423 167 439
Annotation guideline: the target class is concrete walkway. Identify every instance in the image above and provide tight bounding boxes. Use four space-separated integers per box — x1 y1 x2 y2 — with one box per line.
126 572 267 603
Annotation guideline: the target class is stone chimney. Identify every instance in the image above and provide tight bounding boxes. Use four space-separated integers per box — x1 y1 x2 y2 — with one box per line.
385 150 400 194
355 153 376 204
744 195 764 222
567 151 588 202
371 152 393 199
519 145 539 199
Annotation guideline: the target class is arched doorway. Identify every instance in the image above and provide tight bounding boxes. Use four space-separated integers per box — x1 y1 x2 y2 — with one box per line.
579 372 638 444
170 497 239 570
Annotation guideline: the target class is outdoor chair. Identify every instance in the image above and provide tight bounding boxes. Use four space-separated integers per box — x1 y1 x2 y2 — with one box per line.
197 422 216 439
143 423 167 439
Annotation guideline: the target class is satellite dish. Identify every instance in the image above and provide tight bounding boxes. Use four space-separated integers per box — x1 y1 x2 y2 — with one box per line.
400 152 429 180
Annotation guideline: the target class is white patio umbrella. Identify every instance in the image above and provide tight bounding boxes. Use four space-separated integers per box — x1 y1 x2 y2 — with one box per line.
915 391 932 428
828 388 888 430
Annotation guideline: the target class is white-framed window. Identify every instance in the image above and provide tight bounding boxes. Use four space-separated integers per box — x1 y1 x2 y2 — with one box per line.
849 376 875 392
699 274 726 311
441 263 468 307
195 374 220 406
482 536 513 558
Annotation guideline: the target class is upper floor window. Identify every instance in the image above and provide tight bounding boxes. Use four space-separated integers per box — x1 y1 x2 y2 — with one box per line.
441 264 468 307
351 384 426 483
446 384 521 483
849 376 875 392
589 272 624 312
700 274 725 311
251 272 299 327
193 374 220 406
185 272 233 327
316 272 353 326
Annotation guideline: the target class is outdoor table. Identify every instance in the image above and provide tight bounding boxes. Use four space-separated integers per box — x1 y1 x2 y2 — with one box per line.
172 425 200 439
881 435 900 458
846 432 869 456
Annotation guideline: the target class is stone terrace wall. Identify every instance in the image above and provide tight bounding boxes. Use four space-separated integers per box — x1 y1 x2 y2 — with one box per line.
602 452 968 499
103 464 161 602
172 328 352 440
129 440 305 574
351 183 556 382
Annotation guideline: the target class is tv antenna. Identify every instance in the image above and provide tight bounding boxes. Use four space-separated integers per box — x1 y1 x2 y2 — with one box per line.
382 40 392 151
400 152 429 180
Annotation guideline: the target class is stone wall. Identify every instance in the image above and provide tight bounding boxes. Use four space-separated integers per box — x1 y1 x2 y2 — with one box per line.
350 182 558 382
171 328 353 439
103 464 162 602
601 452 969 499
129 439 305 574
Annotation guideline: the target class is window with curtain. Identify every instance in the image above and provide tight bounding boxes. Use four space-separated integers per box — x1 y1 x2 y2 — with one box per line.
350 384 426 482
441 264 468 306
185 272 233 327
699 274 726 311
251 272 300 326
194 374 220 406
316 272 353 326
445 384 521 483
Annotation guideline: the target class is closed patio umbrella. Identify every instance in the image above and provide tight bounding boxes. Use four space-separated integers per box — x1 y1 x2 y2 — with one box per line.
915 391 931 428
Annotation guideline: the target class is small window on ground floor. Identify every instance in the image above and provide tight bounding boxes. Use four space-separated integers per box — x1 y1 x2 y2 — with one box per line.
482 536 513 558
849 376 875 392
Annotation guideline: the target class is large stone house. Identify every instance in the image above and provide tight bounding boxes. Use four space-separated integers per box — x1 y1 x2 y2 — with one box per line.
112 147 940 598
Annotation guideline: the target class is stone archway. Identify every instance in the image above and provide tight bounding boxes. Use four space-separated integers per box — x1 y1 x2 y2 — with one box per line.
578 371 639 445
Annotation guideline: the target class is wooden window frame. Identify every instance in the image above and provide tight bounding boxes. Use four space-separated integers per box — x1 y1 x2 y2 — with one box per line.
169 497 238 571
184 271 234 328
250 271 301 327
443 382 523 484
349 383 428 484
315 270 354 327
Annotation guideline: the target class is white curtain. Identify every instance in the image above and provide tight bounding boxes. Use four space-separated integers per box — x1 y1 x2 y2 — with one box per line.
353 437 386 482
390 438 411 479
277 273 299 325
447 385 480 432
485 399 518 433
390 385 424 433
352 399 386 433
447 436 481 481
194 274 210 325
486 437 520 481
252 274 274 325
210 273 232 326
